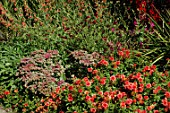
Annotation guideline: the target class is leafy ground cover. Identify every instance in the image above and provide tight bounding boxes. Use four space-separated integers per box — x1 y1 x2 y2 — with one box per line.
0 0 170 113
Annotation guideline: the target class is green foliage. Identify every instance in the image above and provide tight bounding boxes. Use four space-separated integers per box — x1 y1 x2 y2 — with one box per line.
137 9 170 71
0 0 170 113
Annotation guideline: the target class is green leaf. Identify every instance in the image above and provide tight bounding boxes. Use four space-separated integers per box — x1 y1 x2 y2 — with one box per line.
5 63 12 67
0 70 6 75
0 64 5 68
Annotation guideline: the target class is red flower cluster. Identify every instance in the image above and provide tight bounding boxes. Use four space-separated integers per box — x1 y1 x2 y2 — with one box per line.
33 48 169 113
118 48 130 58
4 90 10 95
88 67 98 75
98 59 108 66
135 0 160 22
142 65 156 75
110 75 116 82
68 93 73 102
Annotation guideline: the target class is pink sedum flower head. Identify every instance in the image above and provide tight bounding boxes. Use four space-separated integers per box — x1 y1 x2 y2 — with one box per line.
111 28 115 32
150 22 155 28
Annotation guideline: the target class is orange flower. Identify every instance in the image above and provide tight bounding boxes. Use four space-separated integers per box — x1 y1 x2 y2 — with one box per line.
59 111 64 113
87 67 93 72
92 70 98 75
162 98 168 107
165 91 170 98
22 22 26 27
85 81 91 87
95 86 100 91
45 101 50 106
98 59 108 66
85 95 91 101
116 61 120 65
146 83 152 89
68 85 74 91
100 78 106 85
0 95 4 98
24 103 28 107
78 89 83 93
168 82 170 88
110 75 116 82
4 90 10 95
90 108 96 113
125 50 130 58
56 86 60 94
118 51 124 57
51 92 56 99
109 56 114 61
126 98 133 105
14 89 18 93
120 101 126 108
22 108 26 112
102 101 108 110
144 96 149 100
68 94 73 102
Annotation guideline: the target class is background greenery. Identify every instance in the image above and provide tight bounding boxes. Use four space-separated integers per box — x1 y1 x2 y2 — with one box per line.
0 0 169 112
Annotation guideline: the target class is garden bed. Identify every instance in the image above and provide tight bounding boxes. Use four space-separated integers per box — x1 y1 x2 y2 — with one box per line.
0 0 170 113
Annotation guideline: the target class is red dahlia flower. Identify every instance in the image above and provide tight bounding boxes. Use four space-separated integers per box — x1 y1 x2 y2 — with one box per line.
90 108 96 113
110 75 116 82
162 98 168 106
165 92 170 98
120 101 126 108
102 101 108 109
4 90 10 95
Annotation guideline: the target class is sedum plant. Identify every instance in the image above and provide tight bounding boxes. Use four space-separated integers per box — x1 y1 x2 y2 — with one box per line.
16 49 67 96
70 50 102 66
65 50 103 80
